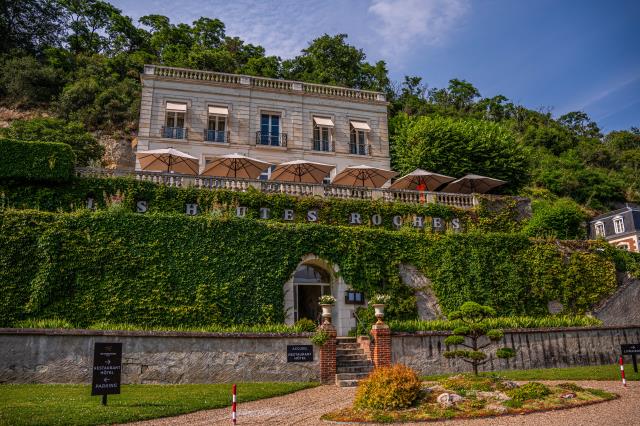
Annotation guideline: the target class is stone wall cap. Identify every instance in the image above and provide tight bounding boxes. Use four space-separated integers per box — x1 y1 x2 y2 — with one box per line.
391 325 640 337
0 328 313 339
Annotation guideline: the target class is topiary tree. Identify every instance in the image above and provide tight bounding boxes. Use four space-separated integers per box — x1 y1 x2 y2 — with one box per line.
443 302 515 375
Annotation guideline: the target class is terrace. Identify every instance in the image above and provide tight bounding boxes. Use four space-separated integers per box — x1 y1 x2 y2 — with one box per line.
75 168 524 210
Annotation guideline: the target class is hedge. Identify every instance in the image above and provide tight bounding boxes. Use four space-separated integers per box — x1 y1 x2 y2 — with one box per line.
0 209 633 328
0 176 527 232
0 139 75 182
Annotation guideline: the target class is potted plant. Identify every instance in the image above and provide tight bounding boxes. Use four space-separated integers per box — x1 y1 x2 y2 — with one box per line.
369 294 391 323
318 295 336 324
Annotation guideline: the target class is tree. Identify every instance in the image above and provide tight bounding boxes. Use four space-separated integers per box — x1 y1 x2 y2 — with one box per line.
0 0 65 54
282 34 389 91
392 114 529 190
443 302 515 375
0 117 103 166
523 198 587 239
558 111 602 139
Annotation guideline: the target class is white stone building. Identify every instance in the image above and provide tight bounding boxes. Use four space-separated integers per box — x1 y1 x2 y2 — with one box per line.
137 65 390 180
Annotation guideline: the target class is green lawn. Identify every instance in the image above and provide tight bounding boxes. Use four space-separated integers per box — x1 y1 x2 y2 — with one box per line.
422 363 640 381
0 382 317 426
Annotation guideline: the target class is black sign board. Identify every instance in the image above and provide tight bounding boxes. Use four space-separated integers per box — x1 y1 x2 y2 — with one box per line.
621 344 640 355
287 345 313 362
91 342 122 399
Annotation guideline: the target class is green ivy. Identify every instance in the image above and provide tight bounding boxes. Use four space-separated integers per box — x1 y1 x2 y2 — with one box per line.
0 209 632 328
0 139 75 182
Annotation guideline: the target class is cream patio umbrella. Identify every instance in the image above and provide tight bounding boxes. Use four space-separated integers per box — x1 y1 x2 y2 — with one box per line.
269 160 335 184
331 165 398 188
135 147 199 174
441 174 507 194
389 169 455 191
201 153 272 179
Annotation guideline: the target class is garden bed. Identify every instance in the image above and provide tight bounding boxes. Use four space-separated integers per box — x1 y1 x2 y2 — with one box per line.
322 374 617 423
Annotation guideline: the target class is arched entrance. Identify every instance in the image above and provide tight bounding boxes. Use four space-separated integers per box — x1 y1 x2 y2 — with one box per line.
283 255 356 336
292 264 331 323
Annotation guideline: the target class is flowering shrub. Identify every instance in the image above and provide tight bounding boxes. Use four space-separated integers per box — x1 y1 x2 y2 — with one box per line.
318 295 336 305
310 329 329 346
354 364 421 410
370 294 391 305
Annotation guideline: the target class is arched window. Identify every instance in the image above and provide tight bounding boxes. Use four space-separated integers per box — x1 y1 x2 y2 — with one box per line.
594 221 605 237
293 264 331 283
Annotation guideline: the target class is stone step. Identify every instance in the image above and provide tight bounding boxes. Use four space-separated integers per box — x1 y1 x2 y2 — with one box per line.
336 345 362 352
336 337 357 343
337 365 373 374
337 353 367 361
335 341 360 348
336 347 364 354
336 358 372 366
336 379 360 387
336 372 370 380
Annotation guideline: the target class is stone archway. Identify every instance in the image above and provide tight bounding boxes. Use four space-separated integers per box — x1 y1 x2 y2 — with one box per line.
283 254 355 336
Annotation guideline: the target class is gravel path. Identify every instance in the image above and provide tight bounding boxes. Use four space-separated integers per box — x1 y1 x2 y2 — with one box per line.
125 381 638 426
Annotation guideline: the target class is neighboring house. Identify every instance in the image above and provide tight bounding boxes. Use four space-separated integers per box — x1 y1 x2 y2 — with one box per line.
589 204 640 252
137 65 390 179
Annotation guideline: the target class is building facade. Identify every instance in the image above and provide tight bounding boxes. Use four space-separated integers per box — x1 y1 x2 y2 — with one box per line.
137 65 390 179
589 205 640 252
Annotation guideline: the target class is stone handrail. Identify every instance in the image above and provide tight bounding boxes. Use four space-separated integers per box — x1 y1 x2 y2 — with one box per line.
76 168 484 209
146 65 386 103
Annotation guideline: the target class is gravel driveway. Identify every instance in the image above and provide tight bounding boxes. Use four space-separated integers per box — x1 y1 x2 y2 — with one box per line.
125 381 637 426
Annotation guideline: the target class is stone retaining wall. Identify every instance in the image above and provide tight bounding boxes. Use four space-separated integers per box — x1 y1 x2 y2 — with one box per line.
392 326 640 376
0 329 318 384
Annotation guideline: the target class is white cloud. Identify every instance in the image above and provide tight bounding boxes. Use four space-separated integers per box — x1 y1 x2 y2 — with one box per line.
368 0 469 60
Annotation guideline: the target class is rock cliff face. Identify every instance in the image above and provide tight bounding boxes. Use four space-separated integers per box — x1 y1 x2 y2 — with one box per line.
399 264 443 320
594 273 640 326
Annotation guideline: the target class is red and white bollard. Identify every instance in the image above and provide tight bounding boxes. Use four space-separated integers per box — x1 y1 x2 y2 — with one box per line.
619 356 626 387
232 384 237 424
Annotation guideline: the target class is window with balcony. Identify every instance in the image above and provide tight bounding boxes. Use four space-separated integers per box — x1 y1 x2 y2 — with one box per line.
594 221 605 237
313 117 334 152
613 216 625 234
164 102 187 139
350 121 370 155
205 106 228 143
259 113 284 146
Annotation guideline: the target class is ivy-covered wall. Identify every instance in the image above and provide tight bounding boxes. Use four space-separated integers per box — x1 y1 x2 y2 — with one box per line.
1 209 635 329
0 176 526 232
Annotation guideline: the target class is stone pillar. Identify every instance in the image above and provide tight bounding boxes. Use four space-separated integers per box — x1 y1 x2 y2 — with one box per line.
319 324 337 384
371 323 391 368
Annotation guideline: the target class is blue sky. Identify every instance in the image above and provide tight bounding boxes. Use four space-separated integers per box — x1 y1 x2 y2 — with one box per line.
111 0 639 132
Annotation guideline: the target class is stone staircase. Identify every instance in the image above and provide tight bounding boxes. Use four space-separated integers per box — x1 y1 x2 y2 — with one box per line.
335 337 373 387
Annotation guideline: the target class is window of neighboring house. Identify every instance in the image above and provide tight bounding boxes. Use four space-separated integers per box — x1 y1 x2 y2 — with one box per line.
594 221 605 237
164 102 187 139
259 165 276 181
349 121 370 155
260 113 280 146
313 117 333 151
613 216 625 234
617 243 629 251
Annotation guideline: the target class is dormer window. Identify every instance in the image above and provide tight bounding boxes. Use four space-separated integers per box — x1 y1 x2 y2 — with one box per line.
313 117 334 152
594 221 605 237
613 216 625 234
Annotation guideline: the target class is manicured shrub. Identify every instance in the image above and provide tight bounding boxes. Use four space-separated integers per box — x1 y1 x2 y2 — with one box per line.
0 138 75 182
506 382 551 401
354 365 422 410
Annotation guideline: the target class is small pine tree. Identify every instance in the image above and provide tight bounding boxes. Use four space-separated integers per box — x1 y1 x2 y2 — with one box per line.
443 302 515 375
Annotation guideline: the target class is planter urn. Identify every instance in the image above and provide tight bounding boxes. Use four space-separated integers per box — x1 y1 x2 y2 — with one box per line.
320 304 333 324
372 304 385 324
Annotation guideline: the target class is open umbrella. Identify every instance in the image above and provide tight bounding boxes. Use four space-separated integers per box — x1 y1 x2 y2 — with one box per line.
331 165 398 188
389 169 455 191
201 153 272 179
136 147 199 174
441 174 507 194
269 160 335 184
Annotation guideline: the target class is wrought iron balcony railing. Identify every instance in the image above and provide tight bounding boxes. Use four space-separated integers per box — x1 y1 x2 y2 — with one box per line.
349 143 371 156
313 138 334 152
162 127 187 139
204 129 229 143
256 131 288 147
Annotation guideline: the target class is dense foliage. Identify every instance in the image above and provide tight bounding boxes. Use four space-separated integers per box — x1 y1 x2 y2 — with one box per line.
1 209 632 328
388 315 602 332
0 138 75 181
